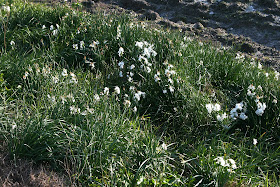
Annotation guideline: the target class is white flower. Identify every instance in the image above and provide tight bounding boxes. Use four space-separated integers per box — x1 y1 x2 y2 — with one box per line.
94 94 100 101
86 107 94 114
118 47 124 57
60 96 67 104
10 40 15 46
62 68 68 76
161 142 167 150
47 94 56 103
104 87 109 95
56 24 60 29
50 25 54 31
138 55 148 64
227 159 237 169
42 25 46 29
275 71 279 80
213 103 221 112
52 76 59 84
12 124 17 130
235 102 244 110
80 41 85 50
124 100 131 107
70 72 78 84
116 25 121 39
217 113 227 122
89 62 95 70
163 89 167 94
118 61 125 69
23 71 29 79
215 157 237 171
2 6 10 12
258 63 262 69
239 112 248 120
130 64 135 70
154 73 161 82
73 44 78 50
137 91 146 98
272 99 277 104
265 73 269 77
52 29 58 35
119 71 123 77
114 86 120 94
135 41 144 49
128 77 133 82
168 78 173 84
133 106 137 113
169 85 174 93
255 102 266 116
206 104 213 114
253 138 258 145
81 111 87 116
247 90 256 97
214 157 226 167
146 67 151 73
134 93 141 102
70 106 80 114
247 84 256 97
89 40 99 48
129 86 135 91
137 176 145 185
67 94 75 103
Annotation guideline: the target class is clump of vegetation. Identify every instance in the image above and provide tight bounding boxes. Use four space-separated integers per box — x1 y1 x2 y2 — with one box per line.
0 0 279 186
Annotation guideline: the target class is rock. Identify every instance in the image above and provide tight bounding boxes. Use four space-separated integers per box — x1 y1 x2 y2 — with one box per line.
121 0 151 11
240 43 256 53
194 22 204 30
141 9 160 20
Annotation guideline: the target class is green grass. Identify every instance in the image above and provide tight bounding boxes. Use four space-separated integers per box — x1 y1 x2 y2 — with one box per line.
0 0 279 186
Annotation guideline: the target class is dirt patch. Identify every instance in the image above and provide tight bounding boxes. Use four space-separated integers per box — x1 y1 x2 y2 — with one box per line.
0 152 70 187
85 0 280 70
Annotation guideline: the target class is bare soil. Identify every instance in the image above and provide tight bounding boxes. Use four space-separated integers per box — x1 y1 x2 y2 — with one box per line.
0 152 69 187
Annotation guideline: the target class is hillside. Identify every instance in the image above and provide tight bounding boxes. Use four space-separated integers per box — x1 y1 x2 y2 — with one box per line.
0 0 279 186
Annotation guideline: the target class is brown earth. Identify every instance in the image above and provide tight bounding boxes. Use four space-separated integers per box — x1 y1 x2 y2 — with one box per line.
0 152 70 186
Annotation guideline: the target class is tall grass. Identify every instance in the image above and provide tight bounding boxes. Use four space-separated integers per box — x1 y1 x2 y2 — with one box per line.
0 0 279 185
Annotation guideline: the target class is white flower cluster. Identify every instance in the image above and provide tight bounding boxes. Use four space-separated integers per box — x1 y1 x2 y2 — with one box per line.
255 101 266 116
1 5 10 12
214 157 237 173
247 84 256 97
116 25 121 39
135 41 157 58
206 103 221 114
230 101 248 120
72 40 88 50
134 41 157 76
49 24 59 36
247 84 267 116
275 71 280 80
163 62 177 94
89 40 99 49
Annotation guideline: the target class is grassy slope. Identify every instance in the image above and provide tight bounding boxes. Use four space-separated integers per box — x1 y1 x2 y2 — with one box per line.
0 0 279 186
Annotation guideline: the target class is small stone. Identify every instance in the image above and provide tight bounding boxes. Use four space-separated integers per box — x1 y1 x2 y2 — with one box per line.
194 22 204 30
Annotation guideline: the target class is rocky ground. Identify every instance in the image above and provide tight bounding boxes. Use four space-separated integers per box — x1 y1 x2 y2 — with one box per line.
83 0 280 70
